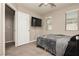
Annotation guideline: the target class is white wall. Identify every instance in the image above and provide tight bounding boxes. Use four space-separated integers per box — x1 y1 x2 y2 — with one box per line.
43 4 79 36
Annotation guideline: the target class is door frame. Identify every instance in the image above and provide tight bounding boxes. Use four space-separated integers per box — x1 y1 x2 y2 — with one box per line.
4 3 18 47
0 3 4 56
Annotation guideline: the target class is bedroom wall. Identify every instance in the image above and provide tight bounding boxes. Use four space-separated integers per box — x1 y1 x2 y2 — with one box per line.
43 4 79 36
10 3 44 42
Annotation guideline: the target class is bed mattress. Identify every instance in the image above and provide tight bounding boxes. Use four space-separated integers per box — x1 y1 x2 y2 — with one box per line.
37 34 71 56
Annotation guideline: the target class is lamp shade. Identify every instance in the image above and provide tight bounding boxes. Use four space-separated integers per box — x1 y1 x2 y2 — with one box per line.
76 36 79 40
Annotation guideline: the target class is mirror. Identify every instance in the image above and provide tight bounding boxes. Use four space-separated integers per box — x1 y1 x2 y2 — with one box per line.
46 16 53 31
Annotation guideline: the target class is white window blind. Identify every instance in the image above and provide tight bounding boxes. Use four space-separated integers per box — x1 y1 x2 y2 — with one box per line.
66 10 79 30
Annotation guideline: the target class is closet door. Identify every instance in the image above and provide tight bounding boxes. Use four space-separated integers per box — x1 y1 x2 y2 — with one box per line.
17 11 30 46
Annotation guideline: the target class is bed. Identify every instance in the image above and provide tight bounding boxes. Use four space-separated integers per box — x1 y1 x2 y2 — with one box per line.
37 34 71 56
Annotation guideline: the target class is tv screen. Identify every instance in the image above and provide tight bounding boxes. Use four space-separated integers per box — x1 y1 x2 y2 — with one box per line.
31 17 42 27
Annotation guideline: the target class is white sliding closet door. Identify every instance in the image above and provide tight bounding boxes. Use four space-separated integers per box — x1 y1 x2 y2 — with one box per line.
17 11 30 46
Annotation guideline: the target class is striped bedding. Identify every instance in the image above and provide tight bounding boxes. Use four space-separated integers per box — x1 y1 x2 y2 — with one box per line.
37 34 71 56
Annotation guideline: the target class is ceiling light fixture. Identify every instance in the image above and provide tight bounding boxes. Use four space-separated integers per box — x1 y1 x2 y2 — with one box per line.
39 3 56 7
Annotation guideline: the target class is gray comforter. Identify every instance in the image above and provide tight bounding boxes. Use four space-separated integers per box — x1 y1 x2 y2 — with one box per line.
37 34 71 56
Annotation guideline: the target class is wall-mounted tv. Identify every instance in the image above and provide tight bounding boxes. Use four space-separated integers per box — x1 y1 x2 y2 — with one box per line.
31 17 42 27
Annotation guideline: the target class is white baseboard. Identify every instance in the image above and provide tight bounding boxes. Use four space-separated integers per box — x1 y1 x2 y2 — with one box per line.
16 40 36 47
29 40 36 43
5 41 14 43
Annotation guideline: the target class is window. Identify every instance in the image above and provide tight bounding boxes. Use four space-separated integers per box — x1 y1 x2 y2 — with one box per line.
65 10 79 30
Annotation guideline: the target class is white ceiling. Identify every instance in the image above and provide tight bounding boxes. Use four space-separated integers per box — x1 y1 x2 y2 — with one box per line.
16 3 72 16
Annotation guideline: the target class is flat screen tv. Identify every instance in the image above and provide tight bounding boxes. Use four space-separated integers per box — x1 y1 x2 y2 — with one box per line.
31 17 42 27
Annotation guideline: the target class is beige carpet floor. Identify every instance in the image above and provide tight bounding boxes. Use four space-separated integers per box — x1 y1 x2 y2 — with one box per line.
5 42 52 56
